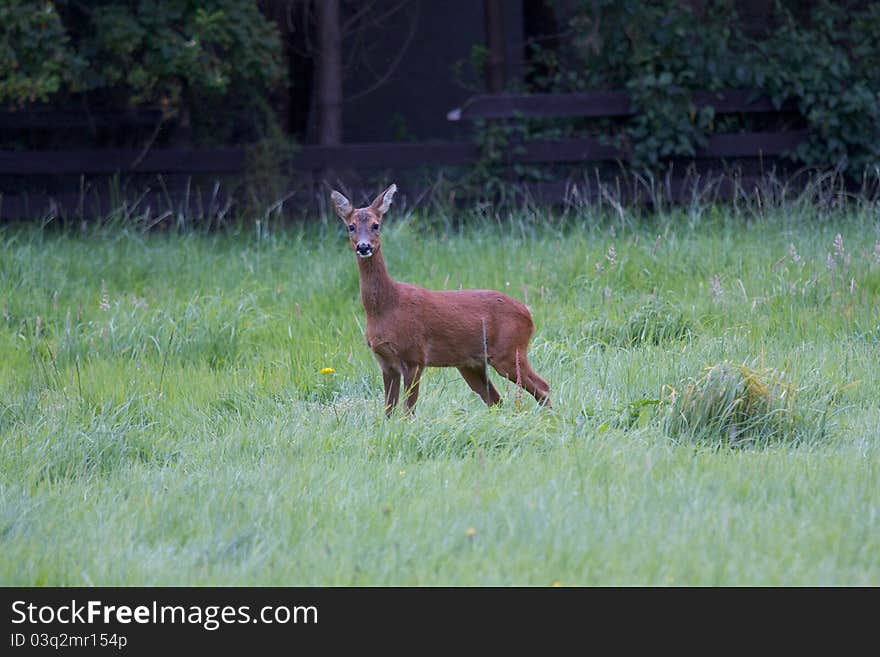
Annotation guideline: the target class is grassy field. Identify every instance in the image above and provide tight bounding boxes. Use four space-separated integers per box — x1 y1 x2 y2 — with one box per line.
1 198 879 585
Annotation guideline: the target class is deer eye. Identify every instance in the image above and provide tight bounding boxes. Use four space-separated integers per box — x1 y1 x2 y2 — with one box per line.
372 223 380 231
348 224 355 232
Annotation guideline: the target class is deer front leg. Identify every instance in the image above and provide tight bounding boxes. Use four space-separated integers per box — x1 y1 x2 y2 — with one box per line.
401 363 423 416
382 369 401 417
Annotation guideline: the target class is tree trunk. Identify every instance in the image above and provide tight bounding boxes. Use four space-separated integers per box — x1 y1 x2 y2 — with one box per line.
484 0 506 94
316 0 343 145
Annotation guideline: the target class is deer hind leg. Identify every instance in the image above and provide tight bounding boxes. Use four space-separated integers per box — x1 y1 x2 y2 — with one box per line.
401 363 424 415
457 366 502 406
491 350 552 408
524 368 552 408
382 370 401 417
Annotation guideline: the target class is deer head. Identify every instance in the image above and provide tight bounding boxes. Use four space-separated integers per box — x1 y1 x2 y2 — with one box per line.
331 184 397 259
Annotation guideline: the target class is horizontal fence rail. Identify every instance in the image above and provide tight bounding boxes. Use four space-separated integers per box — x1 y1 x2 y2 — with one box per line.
291 142 478 169
0 131 808 177
0 107 163 130
447 89 798 121
1 89 810 219
0 149 245 175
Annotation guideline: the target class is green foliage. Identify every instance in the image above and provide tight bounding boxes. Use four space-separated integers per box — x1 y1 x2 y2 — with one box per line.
518 1 744 170
620 2 738 169
466 118 520 200
519 0 880 174
1 1 285 143
71 0 283 116
581 1 737 170
243 120 299 208
0 1 80 105
750 3 880 172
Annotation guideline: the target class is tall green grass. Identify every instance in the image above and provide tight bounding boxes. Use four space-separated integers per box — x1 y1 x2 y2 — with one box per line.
1 196 879 584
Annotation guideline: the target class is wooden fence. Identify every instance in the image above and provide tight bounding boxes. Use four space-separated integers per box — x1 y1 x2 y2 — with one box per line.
0 89 808 220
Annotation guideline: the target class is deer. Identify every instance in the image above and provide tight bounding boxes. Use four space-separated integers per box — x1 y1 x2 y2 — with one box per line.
331 183 551 417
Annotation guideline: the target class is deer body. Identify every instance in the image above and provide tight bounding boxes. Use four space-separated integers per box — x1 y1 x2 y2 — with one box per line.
333 184 551 416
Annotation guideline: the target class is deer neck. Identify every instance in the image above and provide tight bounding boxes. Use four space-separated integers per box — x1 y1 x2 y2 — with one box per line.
357 248 398 317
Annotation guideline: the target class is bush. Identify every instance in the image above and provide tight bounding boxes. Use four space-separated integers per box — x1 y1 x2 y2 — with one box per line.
2 1 285 145
74 1 283 122
751 3 880 172
520 0 880 175
0 1 79 105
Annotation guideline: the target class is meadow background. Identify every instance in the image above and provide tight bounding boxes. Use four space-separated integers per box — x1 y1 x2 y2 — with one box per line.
1 192 878 586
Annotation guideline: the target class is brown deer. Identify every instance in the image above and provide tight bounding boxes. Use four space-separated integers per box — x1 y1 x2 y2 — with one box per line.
331 183 551 416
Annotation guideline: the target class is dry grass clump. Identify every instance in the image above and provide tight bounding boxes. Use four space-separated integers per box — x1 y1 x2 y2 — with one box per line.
665 360 834 446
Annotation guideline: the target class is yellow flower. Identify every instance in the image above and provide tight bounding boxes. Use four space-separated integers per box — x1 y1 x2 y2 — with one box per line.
551 581 563 587
465 527 476 538
320 367 336 375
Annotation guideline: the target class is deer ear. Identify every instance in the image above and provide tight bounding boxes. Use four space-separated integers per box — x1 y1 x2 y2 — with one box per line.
370 184 397 216
330 190 353 221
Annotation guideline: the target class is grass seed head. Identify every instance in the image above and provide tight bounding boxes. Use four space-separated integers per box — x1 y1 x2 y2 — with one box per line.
710 274 724 303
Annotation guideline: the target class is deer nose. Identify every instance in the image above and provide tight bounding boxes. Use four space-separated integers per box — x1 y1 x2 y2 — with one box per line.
356 242 373 257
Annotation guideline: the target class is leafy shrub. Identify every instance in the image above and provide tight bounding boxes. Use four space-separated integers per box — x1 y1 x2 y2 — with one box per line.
72 0 284 138
2 1 285 145
0 1 79 105
498 0 880 175
750 3 880 172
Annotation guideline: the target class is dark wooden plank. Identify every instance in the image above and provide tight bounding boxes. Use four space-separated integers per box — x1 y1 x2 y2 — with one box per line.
449 89 797 121
1 143 474 176
0 148 245 175
0 188 235 221
292 142 478 169
449 92 632 120
298 137 615 168
508 131 806 163
523 173 775 205
698 130 808 158
301 132 804 167
691 90 795 114
0 109 164 129
0 130 806 178
512 137 621 162
2 173 783 220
